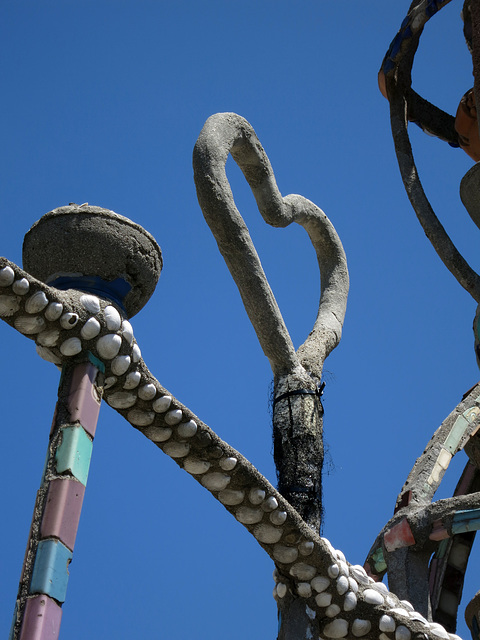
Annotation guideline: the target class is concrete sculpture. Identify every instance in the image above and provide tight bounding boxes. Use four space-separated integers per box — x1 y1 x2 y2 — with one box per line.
4 112 468 640
378 1 480 637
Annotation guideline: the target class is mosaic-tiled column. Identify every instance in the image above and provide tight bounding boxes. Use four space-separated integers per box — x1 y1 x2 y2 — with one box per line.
8 205 162 640
10 361 102 640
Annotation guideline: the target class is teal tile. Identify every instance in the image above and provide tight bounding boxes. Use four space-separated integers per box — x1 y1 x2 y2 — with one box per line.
30 539 72 603
372 547 387 572
55 426 93 486
443 415 469 454
452 508 480 535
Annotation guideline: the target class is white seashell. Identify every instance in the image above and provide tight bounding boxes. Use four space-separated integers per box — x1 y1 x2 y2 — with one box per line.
249 488 266 505
111 355 131 376
299 540 314 556
336 549 346 563
59 337 82 356
37 328 60 347
25 291 49 314
343 591 357 611
0 294 20 316
374 582 390 595
219 456 237 471
107 391 137 409
409 612 427 624
326 604 341 618
0 266 15 286
177 420 197 438
395 626 411 640
338 561 349 576
336 576 349 595
350 565 369 585
201 472 231 491
270 510 287 525
132 343 141 362
104 305 122 330
315 592 332 607
165 409 183 425
363 588 384 605
36 345 61 364
253 524 283 544
104 376 117 389
163 442 190 458
386 596 396 608
289 563 316 581
80 294 101 314
235 507 263 524
276 583 287 599
389 609 410 618
96 334 122 359
217 489 244 505
328 564 339 578
379 615 396 633
80 317 101 339
60 312 79 329
352 619 371 637
297 583 312 598
380 635 392 640
143 426 172 442
138 383 157 400
429 624 449 639
12 278 29 295
15 315 46 334
348 577 358 593
121 320 134 345
273 545 298 564
262 496 278 512
311 576 330 593
127 410 155 426
323 619 349 638
152 395 172 413
400 600 414 612
321 537 336 555
124 371 141 389
45 302 63 321
183 458 211 475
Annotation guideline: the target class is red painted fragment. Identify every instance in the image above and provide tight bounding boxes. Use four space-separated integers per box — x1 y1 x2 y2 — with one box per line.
40 479 85 551
19 595 62 640
384 517 416 552
430 519 449 542
67 363 101 438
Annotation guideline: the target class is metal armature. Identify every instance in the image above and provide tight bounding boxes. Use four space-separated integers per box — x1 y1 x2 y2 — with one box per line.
4 113 466 640
377 1 480 637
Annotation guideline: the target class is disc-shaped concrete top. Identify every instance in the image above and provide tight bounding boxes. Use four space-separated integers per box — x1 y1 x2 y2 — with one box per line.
23 205 162 318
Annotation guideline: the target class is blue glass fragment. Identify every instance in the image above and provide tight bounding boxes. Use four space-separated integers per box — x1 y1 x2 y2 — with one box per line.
48 275 130 313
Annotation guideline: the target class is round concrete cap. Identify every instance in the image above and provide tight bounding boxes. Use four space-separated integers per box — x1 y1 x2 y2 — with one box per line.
460 162 480 231
23 205 162 318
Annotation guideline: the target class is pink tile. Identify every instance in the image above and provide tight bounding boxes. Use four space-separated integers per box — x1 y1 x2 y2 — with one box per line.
19 595 62 640
40 479 85 551
67 363 101 438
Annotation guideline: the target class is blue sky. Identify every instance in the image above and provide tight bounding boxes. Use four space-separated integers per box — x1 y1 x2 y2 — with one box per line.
1 2 480 639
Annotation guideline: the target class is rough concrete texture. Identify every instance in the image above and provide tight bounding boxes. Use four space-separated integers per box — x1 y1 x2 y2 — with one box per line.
22 205 162 318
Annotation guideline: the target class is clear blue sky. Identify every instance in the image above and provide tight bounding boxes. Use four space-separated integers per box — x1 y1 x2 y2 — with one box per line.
1 2 479 639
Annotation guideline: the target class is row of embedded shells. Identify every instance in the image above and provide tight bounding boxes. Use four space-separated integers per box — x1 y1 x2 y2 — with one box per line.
272 541 459 640
0 265 139 371
0 264 457 640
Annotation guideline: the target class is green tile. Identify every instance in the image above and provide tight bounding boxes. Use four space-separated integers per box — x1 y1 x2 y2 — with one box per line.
443 415 469 454
55 426 93 486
